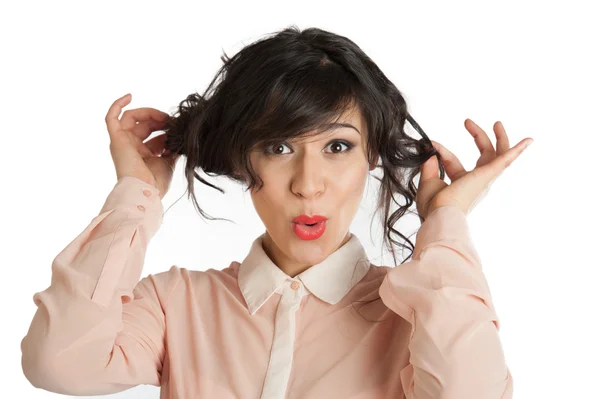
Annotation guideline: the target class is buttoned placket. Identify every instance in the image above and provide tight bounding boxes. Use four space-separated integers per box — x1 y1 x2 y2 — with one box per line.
259 279 305 399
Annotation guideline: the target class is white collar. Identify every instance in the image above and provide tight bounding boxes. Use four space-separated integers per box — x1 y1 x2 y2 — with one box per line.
238 232 371 315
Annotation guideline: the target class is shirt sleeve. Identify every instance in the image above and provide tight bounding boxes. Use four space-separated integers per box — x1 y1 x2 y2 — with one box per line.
378 205 513 399
21 176 180 395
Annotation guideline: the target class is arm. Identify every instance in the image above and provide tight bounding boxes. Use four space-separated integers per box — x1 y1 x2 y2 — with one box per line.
378 205 513 399
21 176 179 395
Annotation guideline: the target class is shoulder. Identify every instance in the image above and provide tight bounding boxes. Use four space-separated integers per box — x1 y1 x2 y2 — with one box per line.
141 262 242 303
350 262 391 295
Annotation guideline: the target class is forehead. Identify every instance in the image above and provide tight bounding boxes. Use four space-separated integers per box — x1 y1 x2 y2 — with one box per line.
339 106 365 130
297 105 366 142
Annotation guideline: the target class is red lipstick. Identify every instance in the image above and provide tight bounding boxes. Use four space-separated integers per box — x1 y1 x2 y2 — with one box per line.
292 214 327 240
292 215 327 224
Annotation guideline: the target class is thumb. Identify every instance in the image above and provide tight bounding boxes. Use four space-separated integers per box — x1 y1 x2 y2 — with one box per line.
419 154 439 182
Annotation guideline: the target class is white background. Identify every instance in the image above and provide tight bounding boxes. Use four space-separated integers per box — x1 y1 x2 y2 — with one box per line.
2 0 598 398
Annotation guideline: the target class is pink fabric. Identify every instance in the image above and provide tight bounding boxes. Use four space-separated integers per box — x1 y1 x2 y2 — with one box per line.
21 176 513 398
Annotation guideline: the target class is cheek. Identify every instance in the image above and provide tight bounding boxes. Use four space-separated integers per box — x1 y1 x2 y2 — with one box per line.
250 176 286 224
251 186 278 211
335 164 368 197
331 164 368 223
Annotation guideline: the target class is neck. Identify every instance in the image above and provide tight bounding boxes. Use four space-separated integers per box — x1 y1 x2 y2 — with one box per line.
262 231 352 277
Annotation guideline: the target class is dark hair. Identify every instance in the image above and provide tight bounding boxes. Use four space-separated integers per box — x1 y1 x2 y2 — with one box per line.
163 25 445 271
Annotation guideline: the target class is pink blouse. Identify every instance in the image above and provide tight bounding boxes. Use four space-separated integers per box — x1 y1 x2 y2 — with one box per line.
21 176 513 398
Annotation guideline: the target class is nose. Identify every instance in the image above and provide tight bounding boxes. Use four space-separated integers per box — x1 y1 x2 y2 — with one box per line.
290 152 325 200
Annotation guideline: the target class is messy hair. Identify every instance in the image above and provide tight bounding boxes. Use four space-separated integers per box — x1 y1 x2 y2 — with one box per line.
162 25 444 268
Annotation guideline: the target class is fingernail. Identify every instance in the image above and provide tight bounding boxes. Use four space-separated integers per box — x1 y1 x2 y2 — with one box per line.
525 139 533 148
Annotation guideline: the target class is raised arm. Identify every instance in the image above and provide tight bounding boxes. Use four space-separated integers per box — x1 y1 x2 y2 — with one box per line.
21 176 179 395
379 205 513 399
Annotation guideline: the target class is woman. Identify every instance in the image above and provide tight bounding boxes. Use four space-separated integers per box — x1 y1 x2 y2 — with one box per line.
21 26 531 398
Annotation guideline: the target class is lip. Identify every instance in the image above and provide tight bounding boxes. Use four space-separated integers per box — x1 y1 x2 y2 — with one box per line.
292 214 328 224
292 220 327 240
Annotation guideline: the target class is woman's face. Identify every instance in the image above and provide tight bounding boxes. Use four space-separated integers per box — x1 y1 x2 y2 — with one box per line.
248 107 375 277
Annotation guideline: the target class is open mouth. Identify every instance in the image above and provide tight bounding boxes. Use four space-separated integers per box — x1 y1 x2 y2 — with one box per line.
292 220 327 240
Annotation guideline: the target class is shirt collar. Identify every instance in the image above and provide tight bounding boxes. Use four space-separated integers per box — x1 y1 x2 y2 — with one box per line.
238 232 371 315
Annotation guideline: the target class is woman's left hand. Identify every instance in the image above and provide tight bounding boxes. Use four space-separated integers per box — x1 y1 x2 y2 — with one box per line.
416 118 533 221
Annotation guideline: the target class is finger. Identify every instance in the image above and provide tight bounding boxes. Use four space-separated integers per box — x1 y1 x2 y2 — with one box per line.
121 108 170 132
430 140 467 181
132 118 167 141
143 133 168 156
138 141 156 159
465 119 495 162
418 155 447 215
479 137 533 182
105 93 131 138
420 153 440 181
493 121 510 156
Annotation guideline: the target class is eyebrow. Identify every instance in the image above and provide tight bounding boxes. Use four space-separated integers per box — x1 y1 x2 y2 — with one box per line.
324 122 361 136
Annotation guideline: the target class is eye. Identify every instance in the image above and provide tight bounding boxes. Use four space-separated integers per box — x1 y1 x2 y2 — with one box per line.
268 142 292 155
325 140 353 154
265 140 354 156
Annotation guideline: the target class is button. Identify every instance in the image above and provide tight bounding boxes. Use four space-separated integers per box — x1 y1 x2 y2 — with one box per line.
290 281 300 290
137 205 146 211
143 189 152 197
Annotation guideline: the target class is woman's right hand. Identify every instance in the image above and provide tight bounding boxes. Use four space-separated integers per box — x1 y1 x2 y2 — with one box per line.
105 93 180 200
